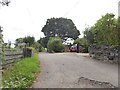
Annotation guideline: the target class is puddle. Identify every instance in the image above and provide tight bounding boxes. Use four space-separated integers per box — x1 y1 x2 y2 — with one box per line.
78 77 116 88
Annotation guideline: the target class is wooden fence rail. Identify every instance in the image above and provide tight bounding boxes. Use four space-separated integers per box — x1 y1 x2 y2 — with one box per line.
1 49 23 69
0 47 33 70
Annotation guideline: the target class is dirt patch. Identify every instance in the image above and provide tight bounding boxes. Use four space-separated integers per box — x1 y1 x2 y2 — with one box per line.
78 77 116 88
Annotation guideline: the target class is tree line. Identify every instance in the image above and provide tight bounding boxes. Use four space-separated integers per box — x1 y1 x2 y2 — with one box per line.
7 13 120 53
15 18 80 52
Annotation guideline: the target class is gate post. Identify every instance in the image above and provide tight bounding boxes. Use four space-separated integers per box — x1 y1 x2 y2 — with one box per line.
0 27 4 88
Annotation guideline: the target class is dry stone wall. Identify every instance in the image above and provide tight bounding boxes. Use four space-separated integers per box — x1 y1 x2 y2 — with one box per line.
89 45 119 63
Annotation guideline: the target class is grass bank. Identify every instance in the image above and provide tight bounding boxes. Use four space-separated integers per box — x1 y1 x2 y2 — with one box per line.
2 53 40 88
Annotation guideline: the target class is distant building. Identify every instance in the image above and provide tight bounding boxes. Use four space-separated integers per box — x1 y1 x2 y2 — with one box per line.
118 1 120 16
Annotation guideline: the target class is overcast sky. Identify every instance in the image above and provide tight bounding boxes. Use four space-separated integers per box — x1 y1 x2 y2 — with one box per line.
0 0 119 43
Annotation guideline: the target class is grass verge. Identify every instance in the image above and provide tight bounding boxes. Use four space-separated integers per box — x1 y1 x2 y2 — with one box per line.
2 53 40 88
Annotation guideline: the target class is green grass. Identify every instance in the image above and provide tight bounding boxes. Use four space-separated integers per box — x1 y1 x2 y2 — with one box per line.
2 53 40 88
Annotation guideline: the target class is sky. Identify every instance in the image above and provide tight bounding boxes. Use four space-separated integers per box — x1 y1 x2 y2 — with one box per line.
0 0 119 44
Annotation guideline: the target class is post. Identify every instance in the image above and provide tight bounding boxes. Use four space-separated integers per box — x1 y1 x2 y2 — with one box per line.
0 27 4 88
77 43 79 53
0 27 4 66
0 28 2 69
24 44 27 57
118 1 120 88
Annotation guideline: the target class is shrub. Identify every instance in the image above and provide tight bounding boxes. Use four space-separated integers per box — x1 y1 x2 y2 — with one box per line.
33 42 44 52
47 37 64 53
82 45 88 53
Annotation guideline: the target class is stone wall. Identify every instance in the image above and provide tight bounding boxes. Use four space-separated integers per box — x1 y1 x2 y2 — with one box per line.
89 45 119 63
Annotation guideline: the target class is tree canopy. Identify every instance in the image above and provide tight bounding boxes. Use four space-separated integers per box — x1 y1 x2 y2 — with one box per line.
84 13 119 46
74 37 88 46
15 36 35 47
37 37 49 48
23 36 35 46
42 17 80 40
0 0 10 6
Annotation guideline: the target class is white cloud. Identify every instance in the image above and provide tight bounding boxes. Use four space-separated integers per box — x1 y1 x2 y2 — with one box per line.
0 0 118 43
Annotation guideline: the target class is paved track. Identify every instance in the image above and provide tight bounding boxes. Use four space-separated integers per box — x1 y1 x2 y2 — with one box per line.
32 53 118 88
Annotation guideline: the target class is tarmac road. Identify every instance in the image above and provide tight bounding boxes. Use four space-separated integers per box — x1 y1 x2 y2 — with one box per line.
32 53 118 88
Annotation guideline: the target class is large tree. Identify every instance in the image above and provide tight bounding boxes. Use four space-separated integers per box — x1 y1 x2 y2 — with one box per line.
42 18 80 40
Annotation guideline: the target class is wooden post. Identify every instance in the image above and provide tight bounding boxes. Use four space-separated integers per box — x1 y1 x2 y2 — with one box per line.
77 43 79 53
0 27 4 88
0 28 4 67
25 44 27 57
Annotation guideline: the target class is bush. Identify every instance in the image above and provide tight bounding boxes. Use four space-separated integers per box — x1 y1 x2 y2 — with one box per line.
47 37 64 53
82 45 88 53
33 42 44 52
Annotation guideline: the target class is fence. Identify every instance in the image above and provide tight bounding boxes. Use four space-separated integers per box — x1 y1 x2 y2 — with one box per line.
0 47 34 69
1 49 23 69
